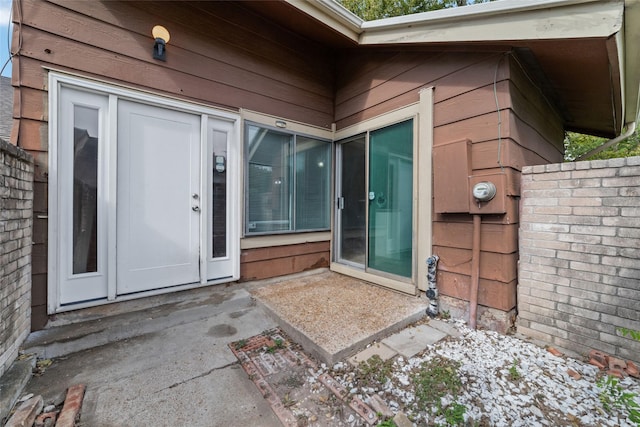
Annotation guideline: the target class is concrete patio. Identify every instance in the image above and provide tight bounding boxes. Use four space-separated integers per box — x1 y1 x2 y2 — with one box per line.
4 269 434 426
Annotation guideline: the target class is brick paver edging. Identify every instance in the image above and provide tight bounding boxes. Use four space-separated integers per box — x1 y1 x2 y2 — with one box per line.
55 384 85 427
229 329 379 426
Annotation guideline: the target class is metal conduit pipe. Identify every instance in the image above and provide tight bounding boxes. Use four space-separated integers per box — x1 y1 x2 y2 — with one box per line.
469 214 482 329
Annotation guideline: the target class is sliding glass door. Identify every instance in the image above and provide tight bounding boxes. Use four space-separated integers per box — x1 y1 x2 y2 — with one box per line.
335 119 414 279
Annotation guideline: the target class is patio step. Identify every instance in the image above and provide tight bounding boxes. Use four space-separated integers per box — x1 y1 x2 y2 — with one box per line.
22 286 253 360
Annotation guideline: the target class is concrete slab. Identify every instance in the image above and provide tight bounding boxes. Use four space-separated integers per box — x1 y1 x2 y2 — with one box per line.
0 354 36 423
22 286 253 359
23 291 282 427
252 271 428 365
382 324 447 359
428 319 463 339
348 342 397 367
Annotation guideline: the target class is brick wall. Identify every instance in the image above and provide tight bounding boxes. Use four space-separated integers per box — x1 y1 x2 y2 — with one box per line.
518 156 640 363
0 138 34 377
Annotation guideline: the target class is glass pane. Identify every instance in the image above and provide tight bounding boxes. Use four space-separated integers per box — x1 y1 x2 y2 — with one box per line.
339 136 366 265
72 105 99 274
295 136 331 230
368 120 413 278
246 124 293 233
212 130 227 258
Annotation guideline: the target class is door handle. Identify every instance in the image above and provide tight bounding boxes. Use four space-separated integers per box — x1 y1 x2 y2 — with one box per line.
192 206 200 212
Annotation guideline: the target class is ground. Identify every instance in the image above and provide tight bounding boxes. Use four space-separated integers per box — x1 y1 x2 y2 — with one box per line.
231 320 640 427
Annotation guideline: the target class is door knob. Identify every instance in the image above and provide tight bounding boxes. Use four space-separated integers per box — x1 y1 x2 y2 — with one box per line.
192 206 200 212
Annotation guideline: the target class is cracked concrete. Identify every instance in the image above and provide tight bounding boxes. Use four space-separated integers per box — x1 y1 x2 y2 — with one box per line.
23 293 281 427
157 361 240 393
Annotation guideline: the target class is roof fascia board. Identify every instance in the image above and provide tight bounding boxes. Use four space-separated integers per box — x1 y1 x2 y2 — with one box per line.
284 0 363 43
359 0 624 45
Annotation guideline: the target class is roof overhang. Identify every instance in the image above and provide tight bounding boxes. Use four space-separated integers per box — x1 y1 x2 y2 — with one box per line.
280 0 640 137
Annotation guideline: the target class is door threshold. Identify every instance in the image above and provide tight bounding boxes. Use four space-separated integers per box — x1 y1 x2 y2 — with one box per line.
51 277 237 315
330 262 416 295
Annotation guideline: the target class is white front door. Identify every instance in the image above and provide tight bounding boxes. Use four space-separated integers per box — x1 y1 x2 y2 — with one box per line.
50 75 240 312
116 100 201 294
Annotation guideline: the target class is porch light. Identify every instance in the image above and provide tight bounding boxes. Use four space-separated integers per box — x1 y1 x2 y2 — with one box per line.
152 25 170 61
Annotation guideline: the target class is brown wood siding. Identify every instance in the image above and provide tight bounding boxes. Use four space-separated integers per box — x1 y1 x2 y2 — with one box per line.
335 50 564 313
14 0 335 329
240 242 330 281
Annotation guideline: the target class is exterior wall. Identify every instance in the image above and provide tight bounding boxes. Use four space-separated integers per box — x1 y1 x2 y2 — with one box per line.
0 138 33 377
0 77 12 141
336 50 564 330
434 54 564 330
14 1 569 332
518 157 640 364
13 0 335 329
241 242 330 281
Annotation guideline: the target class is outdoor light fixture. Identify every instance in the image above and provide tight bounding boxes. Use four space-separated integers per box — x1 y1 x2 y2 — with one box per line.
152 25 170 61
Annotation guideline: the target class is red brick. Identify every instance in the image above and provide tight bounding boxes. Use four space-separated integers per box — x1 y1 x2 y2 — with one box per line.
55 384 85 427
547 347 562 357
589 350 608 366
589 359 606 370
607 368 626 379
626 361 640 378
35 411 58 427
5 395 44 427
567 369 581 380
608 356 627 371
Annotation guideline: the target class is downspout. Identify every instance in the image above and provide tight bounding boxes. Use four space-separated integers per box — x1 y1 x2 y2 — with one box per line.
574 122 637 161
469 214 482 329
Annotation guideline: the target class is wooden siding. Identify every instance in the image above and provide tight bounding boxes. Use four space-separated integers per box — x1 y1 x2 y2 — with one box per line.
240 242 330 282
14 0 336 329
14 0 569 327
335 50 564 313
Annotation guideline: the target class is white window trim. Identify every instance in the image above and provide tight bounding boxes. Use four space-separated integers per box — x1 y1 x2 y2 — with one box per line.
48 71 242 313
241 109 334 238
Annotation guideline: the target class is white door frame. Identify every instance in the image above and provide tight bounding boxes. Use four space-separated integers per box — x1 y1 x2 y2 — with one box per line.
48 71 241 313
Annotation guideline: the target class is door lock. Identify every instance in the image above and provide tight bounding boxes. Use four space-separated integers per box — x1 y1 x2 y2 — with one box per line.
192 193 199 199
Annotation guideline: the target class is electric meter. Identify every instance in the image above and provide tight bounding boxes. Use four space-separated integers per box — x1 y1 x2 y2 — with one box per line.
472 181 497 202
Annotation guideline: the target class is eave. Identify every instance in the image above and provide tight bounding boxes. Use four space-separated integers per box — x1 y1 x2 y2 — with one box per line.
279 0 639 138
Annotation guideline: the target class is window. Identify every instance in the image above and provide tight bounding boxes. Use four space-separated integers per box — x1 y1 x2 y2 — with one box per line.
245 123 331 234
